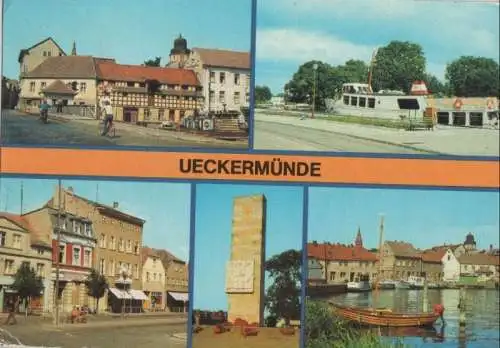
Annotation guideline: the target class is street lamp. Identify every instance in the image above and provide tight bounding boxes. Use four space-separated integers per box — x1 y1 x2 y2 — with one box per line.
312 63 318 119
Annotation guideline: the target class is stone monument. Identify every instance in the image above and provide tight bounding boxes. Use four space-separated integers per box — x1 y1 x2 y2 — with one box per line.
225 194 266 325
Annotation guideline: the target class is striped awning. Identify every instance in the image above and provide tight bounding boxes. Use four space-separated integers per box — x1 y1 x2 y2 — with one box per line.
168 292 188 302
108 287 132 299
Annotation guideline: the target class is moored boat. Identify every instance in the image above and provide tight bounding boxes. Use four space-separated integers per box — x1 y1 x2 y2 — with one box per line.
347 274 372 292
330 302 442 327
377 280 397 290
396 281 411 289
408 276 425 289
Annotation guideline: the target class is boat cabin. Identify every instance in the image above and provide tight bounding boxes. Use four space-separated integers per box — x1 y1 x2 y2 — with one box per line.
342 83 372 95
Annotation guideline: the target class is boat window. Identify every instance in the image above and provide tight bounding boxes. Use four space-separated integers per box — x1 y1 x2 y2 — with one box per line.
368 98 375 108
350 97 358 106
359 97 366 107
343 96 349 105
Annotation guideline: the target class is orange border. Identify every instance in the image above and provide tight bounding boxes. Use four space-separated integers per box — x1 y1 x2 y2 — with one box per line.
1 148 499 188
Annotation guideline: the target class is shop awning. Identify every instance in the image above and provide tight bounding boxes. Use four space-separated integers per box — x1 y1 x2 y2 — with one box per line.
168 292 189 302
129 289 148 301
108 287 132 299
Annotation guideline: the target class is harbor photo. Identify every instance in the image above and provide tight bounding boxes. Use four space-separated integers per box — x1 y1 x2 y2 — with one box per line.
191 184 304 348
253 0 499 156
1 0 251 149
0 178 191 348
306 186 499 348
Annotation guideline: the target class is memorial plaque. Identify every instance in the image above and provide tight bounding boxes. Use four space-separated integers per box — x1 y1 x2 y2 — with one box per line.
225 260 254 293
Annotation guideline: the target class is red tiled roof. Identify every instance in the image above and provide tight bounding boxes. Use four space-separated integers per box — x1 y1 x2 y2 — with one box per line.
24 56 97 79
307 243 378 262
95 61 200 85
421 248 447 263
386 241 420 258
42 80 77 95
0 212 50 248
458 253 500 266
193 48 250 70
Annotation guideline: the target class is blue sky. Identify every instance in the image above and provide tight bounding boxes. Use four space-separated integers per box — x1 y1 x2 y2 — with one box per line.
255 0 500 94
193 184 304 311
1 0 252 79
309 187 500 250
0 177 191 261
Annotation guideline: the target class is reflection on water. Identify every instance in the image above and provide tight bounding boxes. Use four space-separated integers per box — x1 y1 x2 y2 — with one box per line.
0 327 59 348
329 289 500 348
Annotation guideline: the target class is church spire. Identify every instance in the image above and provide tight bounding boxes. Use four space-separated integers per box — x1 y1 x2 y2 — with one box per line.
354 227 363 247
71 41 77 56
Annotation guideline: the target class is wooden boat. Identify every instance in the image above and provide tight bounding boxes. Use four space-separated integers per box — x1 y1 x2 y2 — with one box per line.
330 302 440 327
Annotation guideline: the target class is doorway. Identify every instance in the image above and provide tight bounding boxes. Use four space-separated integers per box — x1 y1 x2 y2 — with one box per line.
123 107 138 123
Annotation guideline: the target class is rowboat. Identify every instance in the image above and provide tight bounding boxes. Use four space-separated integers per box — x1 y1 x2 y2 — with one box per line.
330 302 441 327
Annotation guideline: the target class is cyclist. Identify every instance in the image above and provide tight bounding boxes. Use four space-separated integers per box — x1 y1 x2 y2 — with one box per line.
101 100 114 136
39 99 50 123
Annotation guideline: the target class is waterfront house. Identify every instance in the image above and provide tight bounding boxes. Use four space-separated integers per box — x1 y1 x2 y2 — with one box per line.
166 35 251 112
141 247 166 311
457 253 500 283
380 241 422 281
23 206 97 314
420 247 446 282
0 212 52 313
307 230 378 284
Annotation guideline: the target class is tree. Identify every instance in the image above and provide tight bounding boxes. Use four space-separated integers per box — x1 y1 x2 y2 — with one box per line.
144 57 161 67
371 41 426 93
445 56 499 97
285 61 338 110
264 249 302 326
336 59 369 87
255 85 272 103
11 263 44 315
85 269 108 314
424 73 446 96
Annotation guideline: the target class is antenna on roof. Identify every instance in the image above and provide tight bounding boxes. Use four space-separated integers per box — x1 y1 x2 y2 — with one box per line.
20 181 24 215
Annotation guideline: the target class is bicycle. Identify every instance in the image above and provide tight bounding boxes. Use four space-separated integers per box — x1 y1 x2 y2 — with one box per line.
98 119 116 138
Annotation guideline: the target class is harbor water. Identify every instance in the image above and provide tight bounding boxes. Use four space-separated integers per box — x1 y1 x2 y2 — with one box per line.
327 288 500 348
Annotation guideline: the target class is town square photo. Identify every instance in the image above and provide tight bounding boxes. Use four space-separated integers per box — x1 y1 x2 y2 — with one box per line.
191 184 304 348
1 0 251 149
0 178 191 347
305 186 500 348
253 0 499 156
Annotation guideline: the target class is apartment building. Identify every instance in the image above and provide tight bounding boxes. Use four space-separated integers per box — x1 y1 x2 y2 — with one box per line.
0 213 52 312
155 249 189 312
141 247 166 310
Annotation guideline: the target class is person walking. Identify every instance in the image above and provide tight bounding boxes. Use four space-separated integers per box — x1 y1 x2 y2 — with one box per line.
101 100 114 136
4 297 18 325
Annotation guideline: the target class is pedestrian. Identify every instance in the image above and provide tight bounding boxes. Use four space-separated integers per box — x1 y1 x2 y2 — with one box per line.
4 297 18 325
101 100 114 136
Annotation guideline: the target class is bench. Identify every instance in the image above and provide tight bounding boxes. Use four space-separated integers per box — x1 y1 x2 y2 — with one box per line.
406 115 434 131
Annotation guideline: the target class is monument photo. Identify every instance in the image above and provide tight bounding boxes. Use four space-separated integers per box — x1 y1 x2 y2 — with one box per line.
191 184 305 348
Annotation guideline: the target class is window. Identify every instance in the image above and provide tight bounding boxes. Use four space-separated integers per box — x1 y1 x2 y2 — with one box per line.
110 236 115 250
59 245 66 264
234 73 240 85
127 240 132 253
368 98 376 108
73 247 81 266
4 260 14 274
153 273 157 281
43 51 47 57
146 272 150 281
37 249 44 255
29 82 35 92
209 91 215 105
41 82 47 89
219 72 226 84
80 82 87 93
134 242 139 255
119 239 124 252
246 92 250 103
158 109 165 121
23 65 28 73
209 71 215 83
85 224 92 237
144 108 150 120
36 263 45 277
233 92 240 105
48 51 52 57
109 259 115 276
0 232 6 246
133 264 139 279
84 249 91 267
99 259 105 274
219 91 225 104
329 272 336 280
359 97 366 107
13 234 22 249
99 234 105 248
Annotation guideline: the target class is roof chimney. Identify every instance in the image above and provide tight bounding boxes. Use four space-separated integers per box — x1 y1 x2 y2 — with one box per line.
113 202 119 209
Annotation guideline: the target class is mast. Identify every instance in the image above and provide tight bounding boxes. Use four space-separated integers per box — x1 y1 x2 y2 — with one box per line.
374 214 385 308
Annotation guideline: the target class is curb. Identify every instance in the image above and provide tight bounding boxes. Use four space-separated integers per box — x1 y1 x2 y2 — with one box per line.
42 318 187 331
257 119 443 155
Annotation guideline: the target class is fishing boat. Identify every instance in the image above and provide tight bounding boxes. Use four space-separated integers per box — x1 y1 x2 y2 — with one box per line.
408 276 425 289
377 280 397 290
395 280 411 289
428 283 440 289
330 302 441 327
347 274 372 293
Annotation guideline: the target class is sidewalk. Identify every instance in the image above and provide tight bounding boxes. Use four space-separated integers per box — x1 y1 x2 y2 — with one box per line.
256 112 500 156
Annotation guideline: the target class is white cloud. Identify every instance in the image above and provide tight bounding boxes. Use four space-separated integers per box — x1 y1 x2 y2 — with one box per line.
256 28 374 64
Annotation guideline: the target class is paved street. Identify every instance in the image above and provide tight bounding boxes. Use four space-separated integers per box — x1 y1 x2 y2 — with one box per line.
254 111 500 156
1 110 247 149
0 316 187 348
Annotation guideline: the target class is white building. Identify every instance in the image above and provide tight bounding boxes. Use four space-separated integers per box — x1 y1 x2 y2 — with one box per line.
166 35 251 113
441 248 461 282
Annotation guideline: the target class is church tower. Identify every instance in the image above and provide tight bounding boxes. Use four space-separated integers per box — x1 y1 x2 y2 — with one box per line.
71 41 77 56
167 34 191 67
354 227 363 248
